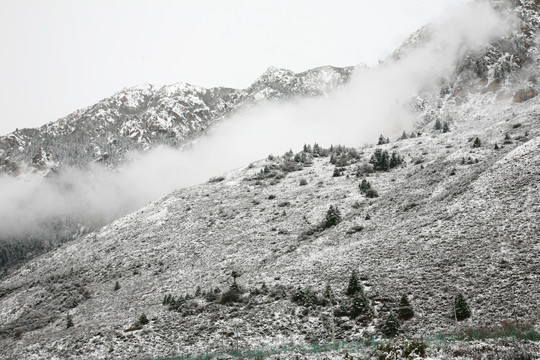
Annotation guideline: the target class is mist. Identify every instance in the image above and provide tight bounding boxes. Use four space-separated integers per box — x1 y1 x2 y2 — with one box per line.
0 2 511 240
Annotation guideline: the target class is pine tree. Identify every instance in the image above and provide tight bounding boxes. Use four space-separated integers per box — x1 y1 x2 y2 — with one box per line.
324 284 335 304
434 118 442 130
333 167 342 177
398 294 414 320
359 179 371 193
324 205 342 228
442 122 450 133
346 270 362 296
494 143 499 150
114 281 121 291
454 293 471 320
389 151 403 169
350 292 372 318
473 137 482 148
370 149 390 171
400 131 408 140
66 314 74 328
378 135 387 145
381 313 400 337
195 285 202 297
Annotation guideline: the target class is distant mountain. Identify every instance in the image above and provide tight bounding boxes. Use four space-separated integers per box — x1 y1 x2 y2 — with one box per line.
0 65 359 177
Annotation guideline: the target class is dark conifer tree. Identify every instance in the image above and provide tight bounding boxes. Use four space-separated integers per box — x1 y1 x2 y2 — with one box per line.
66 314 74 328
398 294 414 320
442 122 450 133
381 313 400 337
434 118 442 130
346 270 362 296
359 179 371 193
324 205 342 228
473 137 482 148
454 293 471 320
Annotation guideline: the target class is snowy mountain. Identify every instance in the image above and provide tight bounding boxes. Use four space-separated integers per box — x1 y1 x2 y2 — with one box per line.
0 65 358 176
1 1 540 359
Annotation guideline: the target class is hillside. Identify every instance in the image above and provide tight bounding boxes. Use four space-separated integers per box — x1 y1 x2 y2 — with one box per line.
1 1 540 359
1 68 539 359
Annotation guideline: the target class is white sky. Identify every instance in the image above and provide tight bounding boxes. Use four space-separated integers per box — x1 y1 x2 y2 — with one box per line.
0 0 469 136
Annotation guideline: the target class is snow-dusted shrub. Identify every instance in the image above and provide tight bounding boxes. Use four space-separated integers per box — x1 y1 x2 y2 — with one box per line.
374 337 427 359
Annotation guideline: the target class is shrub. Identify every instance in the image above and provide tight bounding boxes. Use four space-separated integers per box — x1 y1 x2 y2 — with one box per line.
208 176 225 183
346 225 364 234
359 179 371 193
114 281 121 291
365 188 379 198
472 137 482 148
333 167 342 177
434 118 442 130
139 313 149 325
66 314 74 328
299 178 307 186
220 289 241 304
350 292 372 319
375 337 427 359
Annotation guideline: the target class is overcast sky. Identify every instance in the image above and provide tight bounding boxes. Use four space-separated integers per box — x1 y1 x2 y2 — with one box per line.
0 0 469 136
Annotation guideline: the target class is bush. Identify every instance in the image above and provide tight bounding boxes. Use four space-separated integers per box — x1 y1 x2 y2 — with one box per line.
208 176 225 183
66 314 74 328
375 337 427 359
299 178 307 186
472 137 482 148
220 290 241 304
139 313 149 325
359 179 371 193
365 188 379 198
113 281 121 291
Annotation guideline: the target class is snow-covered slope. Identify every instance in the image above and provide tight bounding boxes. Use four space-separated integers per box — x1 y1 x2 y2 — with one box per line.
0 1 539 359
0 65 358 176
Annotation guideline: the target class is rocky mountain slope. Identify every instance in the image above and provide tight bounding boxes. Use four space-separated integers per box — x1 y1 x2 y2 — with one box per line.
0 65 358 176
0 1 539 359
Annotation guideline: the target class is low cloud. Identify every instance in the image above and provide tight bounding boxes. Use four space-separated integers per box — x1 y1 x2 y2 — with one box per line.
0 1 511 240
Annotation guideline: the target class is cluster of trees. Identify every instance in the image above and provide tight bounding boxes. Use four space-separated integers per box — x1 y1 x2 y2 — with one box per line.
369 149 404 171
434 119 451 133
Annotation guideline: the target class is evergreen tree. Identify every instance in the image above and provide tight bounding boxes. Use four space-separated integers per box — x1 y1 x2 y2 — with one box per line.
473 137 482 148
139 313 149 325
346 270 362 296
324 284 335 304
389 151 403 169
324 205 342 228
370 149 390 171
333 167 342 177
454 293 471 320
195 285 201 297
442 122 450 133
313 143 321 155
66 314 74 328
400 131 409 140
398 294 414 320
494 143 499 150
359 178 371 193
378 135 388 145
381 313 400 337
434 118 442 130
350 292 372 318
114 281 121 291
